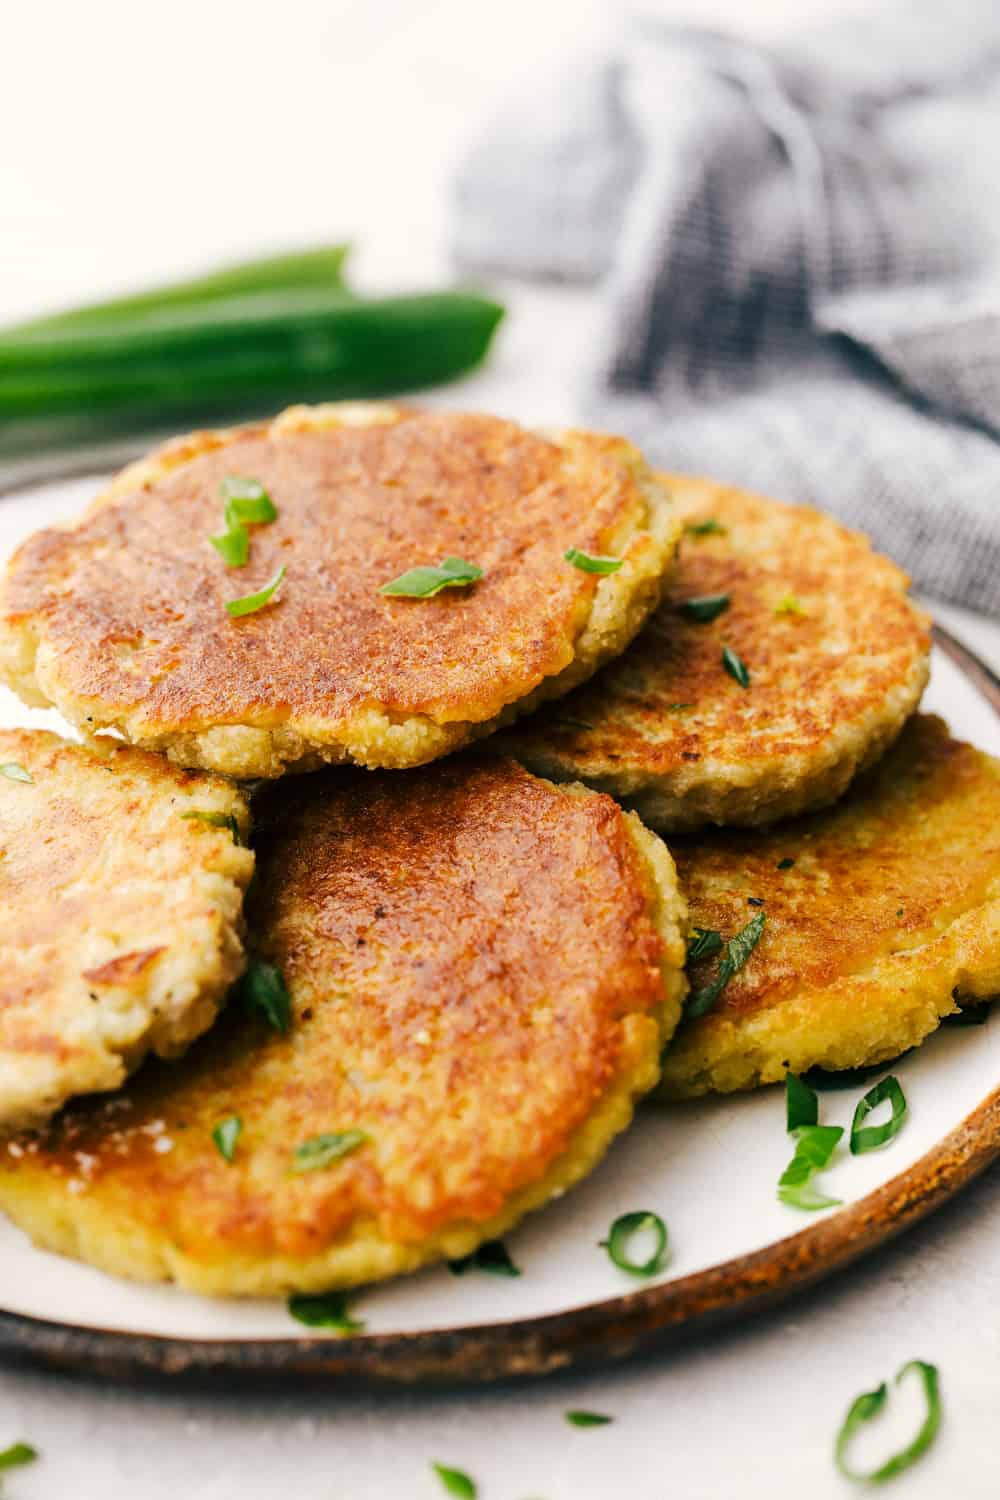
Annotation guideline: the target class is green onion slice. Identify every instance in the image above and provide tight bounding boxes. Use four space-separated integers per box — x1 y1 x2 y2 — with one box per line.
850 1075 907 1155
722 644 750 688
210 524 250 567
685 518 726 537
777 1124 843 1211
220 474 277 524
432 1463 477 1498
564 547 624 574
679 593 730 623
601 1210 668 1276
225 565 286 617
834 1360 941 1484
448 1240 521 1278
686 926 723 963
786 1073 818 1132
180 809 243 844
292 1129 369 1173
566 1410 613 1427
0 1442 37 1472
288 1291 365 1333
0 762 33 784
237 960 291 1033
380 556 483 598
212 1115 242 1163
686 911 765 1020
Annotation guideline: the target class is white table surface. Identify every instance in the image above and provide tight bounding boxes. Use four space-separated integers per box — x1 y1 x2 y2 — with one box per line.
3 3 1000 1496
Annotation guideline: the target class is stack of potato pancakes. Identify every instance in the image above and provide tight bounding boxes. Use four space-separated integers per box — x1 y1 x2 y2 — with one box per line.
0 403 996 1301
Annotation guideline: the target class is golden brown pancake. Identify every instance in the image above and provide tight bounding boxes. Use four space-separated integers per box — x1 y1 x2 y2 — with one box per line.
656 715 1000 1099
0 758 687 1296
0 730 252 1132
0 404 680 778
499 476 930 831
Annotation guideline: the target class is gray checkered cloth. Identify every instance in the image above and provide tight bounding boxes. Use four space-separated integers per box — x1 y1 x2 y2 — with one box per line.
452 4 1000 614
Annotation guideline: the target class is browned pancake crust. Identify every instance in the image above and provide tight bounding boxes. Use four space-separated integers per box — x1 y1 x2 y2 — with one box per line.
657 715 1000 1098
0 407 678 776
0 759 686 1293
501 476 930 830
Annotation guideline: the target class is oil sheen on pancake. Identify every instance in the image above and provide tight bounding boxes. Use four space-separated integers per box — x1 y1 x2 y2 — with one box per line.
657 716 1000 1099
0 404 680 778
0 758 686 1296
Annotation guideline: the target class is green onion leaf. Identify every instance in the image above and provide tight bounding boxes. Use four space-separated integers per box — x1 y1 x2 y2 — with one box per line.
292 1129 369 1173
220 474 277 524
448 1240 521 1278
835 1360 941 1484
566 1411 613 1427
0 1442 37 1472
0 762 32 784
679 593 730 623
777 857 795 870
722 645 750 688
564 547 624 574
212 1115 242 1163
686 926 723 963
210 523 250 567
601 1210 668 1276
686 911 765 1020
432 1463 477 1498
786 1073 818 1132
850 1075 907 1155
778 1124 843 1211
288 1291 365 1333
237 959 291 1033
225 565 286 617
180 809 243 844
685 518 726 537
379 556 483 598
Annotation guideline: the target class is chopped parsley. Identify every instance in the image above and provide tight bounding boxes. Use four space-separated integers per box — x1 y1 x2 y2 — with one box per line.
288 1291 364 1333
292 1129 369 1173
0 762 32 784
679 593 730 623
212 1115 242 1163
564 548 624 574
380 557 483 598
722 644 750 688
448 1240 521 1278
686 911 765 1020
225 565 286 617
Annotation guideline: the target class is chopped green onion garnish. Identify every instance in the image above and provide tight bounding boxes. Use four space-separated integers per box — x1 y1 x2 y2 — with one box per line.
679 593 730 623
834 1361 941 1484
786 1073 818 1132
220 474 277 525
850 1075 907 1155
180 809 243 844
686 926 723 963
210 524 250 567
292 1129 369 1173
237 959 291 1033
601 1210 668 1276
432 1463 477 1498
778 1124 843 1211
225 565 286 617
448 1240 521 1278
685 518 726 537
722 645 750 688
212 1115 242 1163
564 547 624 574
380 557 483 598
0 762 32 784
777 857 795 870
686 911 765 1020
288 1291 365 1333
774 592 806 616
566 1411 613 1427
0 1442 37 1473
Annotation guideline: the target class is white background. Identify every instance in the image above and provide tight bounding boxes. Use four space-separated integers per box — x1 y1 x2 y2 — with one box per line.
2 1 1000 1496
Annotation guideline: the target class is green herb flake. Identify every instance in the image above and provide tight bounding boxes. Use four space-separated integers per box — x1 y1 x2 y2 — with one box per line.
288 1291 364 1333
774 592 807 617
777 857 795 870
834 1360 941 1484
448 1240 521 1278
778 1124 843 1211
721 644 750 688
433 1462 477 1498
850 1075 907 1155
686 911 765 1020
679 592 730 623
564 547 624 575
566 1410 613 1427
237 960 292 1033
786 1073 818 1132
0 1442 37 1473
601 1210 668 1276
180 809 243 844
686 926 723 963
212 1114 242 1163
210 522 250 568
380 557 483 598
220 474 277 525
685 518 726 537
225 565 286 617
292 1129 369 1173
0 762 33 784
